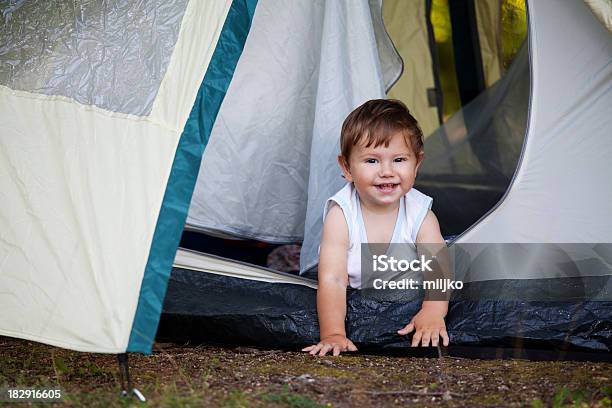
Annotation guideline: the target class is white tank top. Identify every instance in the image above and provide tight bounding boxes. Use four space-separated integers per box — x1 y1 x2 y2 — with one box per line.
323 183 432 289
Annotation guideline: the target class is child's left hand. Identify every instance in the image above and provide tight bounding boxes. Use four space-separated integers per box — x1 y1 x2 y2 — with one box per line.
397 304 449 347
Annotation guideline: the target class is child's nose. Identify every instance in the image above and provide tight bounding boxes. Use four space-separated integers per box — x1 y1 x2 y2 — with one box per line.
379 162 393 177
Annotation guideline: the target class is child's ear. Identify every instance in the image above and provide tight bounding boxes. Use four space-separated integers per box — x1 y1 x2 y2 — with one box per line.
337 155 353 182
415 151 425 173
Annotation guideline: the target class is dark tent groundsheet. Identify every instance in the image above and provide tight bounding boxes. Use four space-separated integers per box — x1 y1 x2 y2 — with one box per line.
157 265 612 361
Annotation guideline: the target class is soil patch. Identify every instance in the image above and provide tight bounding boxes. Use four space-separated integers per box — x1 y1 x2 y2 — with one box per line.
1 337 610 407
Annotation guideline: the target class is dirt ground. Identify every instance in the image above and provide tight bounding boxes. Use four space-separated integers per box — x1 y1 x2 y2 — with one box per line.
1 336 610 407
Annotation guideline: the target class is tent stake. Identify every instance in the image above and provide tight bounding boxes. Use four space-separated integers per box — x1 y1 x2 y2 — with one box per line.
117 353 146 402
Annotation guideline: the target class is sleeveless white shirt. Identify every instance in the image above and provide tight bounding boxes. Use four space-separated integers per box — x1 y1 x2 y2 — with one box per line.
323 183 433 289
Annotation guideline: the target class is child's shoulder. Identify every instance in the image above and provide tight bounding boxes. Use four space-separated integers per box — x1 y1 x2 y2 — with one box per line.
324 183 356 219
401 188 434 244
328 182 355 201
416 209 444 244
321 202 350 246
406 187 432 206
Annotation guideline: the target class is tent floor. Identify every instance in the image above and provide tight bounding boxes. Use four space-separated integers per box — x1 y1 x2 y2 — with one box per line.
157 268 612 361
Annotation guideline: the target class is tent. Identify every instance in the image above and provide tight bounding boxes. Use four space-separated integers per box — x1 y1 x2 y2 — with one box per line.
0 0 396 354
1 0 611 359
0 0 258 354
164 0 612 357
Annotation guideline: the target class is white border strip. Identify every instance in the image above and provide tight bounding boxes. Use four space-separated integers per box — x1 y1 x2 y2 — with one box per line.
173 248 318 289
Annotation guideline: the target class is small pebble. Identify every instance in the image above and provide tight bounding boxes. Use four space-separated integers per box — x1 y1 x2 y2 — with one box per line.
296 374 315 383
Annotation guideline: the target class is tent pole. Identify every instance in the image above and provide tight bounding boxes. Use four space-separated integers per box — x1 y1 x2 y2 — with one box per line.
117 353 146 402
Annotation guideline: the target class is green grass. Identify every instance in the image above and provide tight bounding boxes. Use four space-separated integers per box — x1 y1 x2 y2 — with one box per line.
531 385 612 408
260 385 326 408
2 338 611 407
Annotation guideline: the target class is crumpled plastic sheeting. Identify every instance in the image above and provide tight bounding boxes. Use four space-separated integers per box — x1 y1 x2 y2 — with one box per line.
448 301 612 352
447 276 612 352
346 292 421 348
158 268 612 353
0 0 188 116
157 268 320 348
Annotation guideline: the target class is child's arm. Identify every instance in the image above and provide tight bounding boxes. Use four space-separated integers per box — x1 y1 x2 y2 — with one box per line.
397 210 450 347
302 204 358 356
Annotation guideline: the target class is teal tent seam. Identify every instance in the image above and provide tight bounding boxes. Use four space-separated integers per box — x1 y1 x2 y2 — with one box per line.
127 0 258 354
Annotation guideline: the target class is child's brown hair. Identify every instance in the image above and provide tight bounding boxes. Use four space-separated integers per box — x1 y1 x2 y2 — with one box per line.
340 99 424 161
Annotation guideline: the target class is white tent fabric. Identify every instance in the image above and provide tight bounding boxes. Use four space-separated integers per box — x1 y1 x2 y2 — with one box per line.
174 249 317 289
186 0 391 247
457 0 612 279
300 1 390 272
0 1 232 353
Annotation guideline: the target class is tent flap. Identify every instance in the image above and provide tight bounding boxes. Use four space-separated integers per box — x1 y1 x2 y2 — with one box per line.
127 0 257 354
0 0 247 354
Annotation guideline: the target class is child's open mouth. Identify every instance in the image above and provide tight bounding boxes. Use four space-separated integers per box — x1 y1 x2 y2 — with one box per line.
375 183 398 193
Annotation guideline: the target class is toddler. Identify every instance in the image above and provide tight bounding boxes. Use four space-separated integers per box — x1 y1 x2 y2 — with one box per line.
303 99 449 356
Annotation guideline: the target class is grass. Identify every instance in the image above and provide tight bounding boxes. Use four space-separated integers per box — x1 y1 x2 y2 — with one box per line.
530 385 612 408
260 385 327 408
1 337 611 407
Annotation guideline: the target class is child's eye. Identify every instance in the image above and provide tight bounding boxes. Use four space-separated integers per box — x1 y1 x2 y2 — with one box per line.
394 157 407 162
365 158 378 164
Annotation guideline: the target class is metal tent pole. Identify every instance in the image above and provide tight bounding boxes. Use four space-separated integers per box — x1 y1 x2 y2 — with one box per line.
117 353 146 402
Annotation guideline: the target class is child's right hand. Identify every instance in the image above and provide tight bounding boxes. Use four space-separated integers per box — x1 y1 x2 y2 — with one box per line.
301 334 358 356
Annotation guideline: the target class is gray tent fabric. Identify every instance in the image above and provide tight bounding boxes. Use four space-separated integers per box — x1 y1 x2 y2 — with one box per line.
418 43 528 182
414 43 529 236
186 0 322 242
186 0 395 247
299 1 389 271
459 0 612 246
368 0 403 91
450 0 612 285
299 0 612 273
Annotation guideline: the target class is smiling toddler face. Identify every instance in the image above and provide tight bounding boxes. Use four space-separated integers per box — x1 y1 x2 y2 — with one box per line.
338 99 425 211
339 131 422 211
